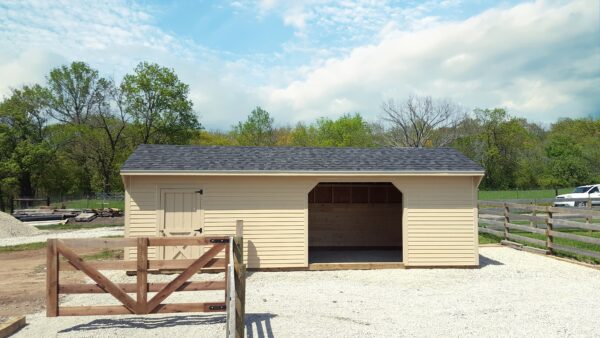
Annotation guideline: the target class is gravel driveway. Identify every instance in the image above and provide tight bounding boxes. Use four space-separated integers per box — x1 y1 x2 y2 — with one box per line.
15 247 600 337
0 227 124 247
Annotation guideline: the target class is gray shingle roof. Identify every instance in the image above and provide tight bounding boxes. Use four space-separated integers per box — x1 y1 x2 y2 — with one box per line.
121 144 483 173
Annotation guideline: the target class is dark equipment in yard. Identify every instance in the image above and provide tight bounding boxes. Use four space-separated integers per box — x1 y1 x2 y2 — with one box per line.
10 196 50 213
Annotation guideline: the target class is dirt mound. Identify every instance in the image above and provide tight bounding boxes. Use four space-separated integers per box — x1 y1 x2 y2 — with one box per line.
0 211 40 238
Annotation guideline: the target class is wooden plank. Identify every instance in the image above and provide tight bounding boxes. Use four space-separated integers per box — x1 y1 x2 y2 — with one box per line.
551 244 600 260
501 240 549 255
478 227 504 237
59 281 225 294
58 238 137 249
505 223 547 235
137 237 148 314
58 302 227 316
56 240 137 314
148 236 229 246
507 213 548 223
548 206 600 218
551 218 600 231
478 218 505 228
506 233 546 247
46 239 58 317
549 230 600 245
226 240 236 338
0 316 26 338
146 244 225 313
59 258 226 271
235 263 246 338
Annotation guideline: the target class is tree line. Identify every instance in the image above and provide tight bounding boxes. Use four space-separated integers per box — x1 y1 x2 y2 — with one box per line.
1 61 599 207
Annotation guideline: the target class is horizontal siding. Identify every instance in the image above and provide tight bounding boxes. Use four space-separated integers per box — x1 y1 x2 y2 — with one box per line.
399 176 478 267
123 175 479 268
125 176 311 268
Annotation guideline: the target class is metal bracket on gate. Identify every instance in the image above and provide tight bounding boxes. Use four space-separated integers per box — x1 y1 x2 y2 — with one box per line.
209 305 226 311
209 238 230 244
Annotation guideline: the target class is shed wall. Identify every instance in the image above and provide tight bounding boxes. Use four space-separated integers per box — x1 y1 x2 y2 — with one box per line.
124 174 479 268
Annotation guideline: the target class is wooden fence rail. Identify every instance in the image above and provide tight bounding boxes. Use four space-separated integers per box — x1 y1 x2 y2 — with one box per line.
47 221 246 338
478 201 600 261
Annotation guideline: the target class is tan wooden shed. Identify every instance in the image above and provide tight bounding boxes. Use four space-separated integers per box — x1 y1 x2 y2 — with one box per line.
120 145 484 269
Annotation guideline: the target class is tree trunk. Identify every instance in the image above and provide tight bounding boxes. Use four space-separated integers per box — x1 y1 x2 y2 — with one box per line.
19 172 35 197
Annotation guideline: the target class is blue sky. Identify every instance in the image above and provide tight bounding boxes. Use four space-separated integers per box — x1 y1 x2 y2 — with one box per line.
0 0 598 129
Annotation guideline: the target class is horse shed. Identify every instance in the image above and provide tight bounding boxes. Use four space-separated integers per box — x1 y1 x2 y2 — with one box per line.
120 145 484 269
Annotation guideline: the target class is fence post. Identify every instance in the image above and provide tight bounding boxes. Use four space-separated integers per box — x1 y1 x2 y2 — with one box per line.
137 237 148 314
545 207 553 255
586 196 592 227
531 202 537 228
235 220 245 338
503 203 510 240
46 239 59 317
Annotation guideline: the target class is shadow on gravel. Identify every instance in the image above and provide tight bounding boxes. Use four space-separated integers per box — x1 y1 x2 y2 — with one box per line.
480 255 504 267
59 313 277 337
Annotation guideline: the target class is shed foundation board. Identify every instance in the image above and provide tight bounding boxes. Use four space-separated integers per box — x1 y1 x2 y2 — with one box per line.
309 248 403 263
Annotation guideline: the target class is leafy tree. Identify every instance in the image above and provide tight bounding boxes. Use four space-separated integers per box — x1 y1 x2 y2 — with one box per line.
0 86 54 197
193 130 236 146
46 61 108 125
539 118 600 191
454 109 535 190
122 62 199 144
291 113 376 147
233 107 276 146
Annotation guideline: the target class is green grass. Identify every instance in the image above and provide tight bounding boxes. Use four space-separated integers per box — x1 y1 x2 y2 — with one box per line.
0 236 124 253
0 242 46 253
50 199 124 210
80 249 123 260
35 223 123 230
479 228 600 264
478 188 572 201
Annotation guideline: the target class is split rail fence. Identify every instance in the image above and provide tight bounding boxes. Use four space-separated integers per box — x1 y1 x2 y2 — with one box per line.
46 220 246 338
478 201 600 261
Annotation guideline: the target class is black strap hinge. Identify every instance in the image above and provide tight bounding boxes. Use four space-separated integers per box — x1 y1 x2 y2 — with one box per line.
209 305 226 311
195 189 203 194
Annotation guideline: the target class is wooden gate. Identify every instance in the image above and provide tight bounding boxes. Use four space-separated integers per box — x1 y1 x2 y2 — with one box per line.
47 227 246 337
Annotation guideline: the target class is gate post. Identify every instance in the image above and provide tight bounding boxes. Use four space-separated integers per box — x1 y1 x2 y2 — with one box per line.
137 237 148 314
227 220 245 338
46 239 59 317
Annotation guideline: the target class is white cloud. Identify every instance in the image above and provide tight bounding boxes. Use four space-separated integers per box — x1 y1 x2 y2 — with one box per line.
260 0 600 124
0 0 598 130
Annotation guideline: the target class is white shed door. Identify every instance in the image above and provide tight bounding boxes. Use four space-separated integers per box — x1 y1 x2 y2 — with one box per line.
160 188 202 259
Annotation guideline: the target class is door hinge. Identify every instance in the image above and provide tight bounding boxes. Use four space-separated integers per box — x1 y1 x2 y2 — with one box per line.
210 238 230 244
195 189 203 194
209 305 226 311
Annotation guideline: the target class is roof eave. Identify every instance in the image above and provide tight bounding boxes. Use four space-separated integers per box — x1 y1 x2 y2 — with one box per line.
120 169 485 177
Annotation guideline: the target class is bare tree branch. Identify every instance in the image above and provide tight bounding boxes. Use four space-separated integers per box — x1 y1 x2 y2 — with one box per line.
381 95 466 147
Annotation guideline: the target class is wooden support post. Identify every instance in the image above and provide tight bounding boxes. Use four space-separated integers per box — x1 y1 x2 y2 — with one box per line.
546 207 553 255
503 203 510 241
531 202 537 228
46 239 59 317
137 237 148 314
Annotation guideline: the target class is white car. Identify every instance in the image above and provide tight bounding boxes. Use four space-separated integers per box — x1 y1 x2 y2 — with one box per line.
553 184 600 207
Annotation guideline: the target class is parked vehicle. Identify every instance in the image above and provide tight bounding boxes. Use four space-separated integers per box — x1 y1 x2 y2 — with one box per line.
553 184 600 207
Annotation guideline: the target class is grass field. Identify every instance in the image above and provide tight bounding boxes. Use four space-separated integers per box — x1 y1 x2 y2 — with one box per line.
50 198 124 210
478 188 572 200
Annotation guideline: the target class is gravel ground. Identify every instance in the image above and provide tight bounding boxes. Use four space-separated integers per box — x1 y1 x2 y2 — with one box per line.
0 227 124 246
15 247 600 337
0 211 40 238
